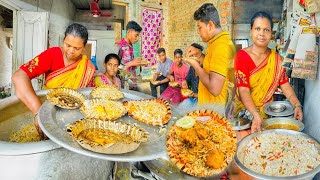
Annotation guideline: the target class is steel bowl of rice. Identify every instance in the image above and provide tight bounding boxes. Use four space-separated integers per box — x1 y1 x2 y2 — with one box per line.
234 129 320 180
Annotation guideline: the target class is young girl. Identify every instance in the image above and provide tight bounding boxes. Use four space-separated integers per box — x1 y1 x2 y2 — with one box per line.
94 53 122 88
160 49 189 105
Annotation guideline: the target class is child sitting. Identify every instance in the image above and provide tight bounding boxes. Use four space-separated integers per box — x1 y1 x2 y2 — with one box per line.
94 53 122 88
160 49 189 105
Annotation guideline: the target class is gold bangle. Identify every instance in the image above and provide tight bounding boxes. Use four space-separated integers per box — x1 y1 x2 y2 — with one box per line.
250 109 260 114
288 94 294 101
294 103 302 109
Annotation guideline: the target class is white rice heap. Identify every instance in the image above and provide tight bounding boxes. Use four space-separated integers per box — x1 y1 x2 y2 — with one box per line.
242 132 320 176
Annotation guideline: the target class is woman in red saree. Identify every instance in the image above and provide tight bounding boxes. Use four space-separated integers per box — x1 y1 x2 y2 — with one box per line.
12 23 95 137
229 11 303 180
234 12 303 136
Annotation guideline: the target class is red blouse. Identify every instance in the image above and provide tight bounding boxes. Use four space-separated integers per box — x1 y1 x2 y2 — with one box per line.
20 47 65 79
234 50 288 88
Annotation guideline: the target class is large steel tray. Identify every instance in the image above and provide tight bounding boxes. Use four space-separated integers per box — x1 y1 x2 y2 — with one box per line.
38 88 180 162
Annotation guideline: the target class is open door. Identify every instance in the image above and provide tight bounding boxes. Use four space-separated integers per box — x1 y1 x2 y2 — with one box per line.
15 11 48 91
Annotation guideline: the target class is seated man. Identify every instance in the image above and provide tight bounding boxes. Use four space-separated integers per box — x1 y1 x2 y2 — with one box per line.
160 49 189 105
150 48 172 97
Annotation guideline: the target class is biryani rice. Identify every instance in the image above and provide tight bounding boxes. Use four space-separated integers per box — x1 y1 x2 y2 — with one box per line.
9 123 41 143
241 132 320 176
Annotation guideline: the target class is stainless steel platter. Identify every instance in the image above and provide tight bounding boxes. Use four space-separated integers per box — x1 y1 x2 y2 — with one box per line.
143 158 200 180
38 88 180 162
263 101 294 117
230 118 251 131
234 129 320 180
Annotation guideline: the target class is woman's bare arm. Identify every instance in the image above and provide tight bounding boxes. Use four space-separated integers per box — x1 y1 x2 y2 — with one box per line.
12 69 42 115
238 86 264 133
280 82 303 121
185 58 225 96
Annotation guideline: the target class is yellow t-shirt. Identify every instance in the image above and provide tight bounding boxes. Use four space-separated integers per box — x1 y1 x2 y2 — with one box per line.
198 32 236 105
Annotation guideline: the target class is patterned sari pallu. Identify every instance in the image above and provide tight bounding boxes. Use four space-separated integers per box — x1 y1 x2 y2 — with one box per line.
44 55 95 89
235 50 286 118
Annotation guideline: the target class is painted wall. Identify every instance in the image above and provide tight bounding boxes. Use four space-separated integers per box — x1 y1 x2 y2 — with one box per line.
0 25 12 87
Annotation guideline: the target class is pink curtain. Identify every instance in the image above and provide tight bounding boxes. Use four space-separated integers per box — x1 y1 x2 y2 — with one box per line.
141 8 163 66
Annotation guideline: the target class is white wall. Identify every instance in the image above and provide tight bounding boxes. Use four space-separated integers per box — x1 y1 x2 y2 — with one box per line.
233 24 252 46
88 30 117 74
10 0 76 47
303 45 320 179
303 46 320 135
0 26 12 87
304 72 320 142
0 0 75 96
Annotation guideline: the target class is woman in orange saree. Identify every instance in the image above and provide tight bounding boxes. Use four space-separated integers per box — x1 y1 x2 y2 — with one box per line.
12 23 95 137
234 11 303 136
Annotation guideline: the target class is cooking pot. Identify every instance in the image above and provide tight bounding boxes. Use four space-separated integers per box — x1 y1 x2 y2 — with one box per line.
234 129 320 180
0 90 113 180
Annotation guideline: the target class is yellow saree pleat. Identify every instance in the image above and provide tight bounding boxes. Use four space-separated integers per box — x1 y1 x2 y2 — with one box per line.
44 55 90 89
235 50 282 118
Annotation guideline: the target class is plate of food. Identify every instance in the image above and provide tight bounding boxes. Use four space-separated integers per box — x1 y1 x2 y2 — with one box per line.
66 119 149 154
169 81 179 87
38 88 179 161
140 59 149 66
166 110 237 177
123 98 171 126
80 99 127 121
181 88 193 97
90 85 124 100
150 80 160 85
46 88 85 109
235 129 320 179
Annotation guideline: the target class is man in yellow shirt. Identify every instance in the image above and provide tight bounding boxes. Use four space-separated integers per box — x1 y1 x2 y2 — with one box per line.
185 3 236 108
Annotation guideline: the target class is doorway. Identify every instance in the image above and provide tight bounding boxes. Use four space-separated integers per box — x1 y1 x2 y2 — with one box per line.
0 5 13 99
